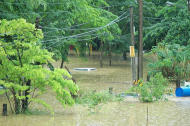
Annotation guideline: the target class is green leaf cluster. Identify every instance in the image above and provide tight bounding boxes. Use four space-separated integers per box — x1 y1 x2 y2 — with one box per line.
76 90 123 111
149 43 190 81
131 73 168 102
0 19 79 113
144 0 189 49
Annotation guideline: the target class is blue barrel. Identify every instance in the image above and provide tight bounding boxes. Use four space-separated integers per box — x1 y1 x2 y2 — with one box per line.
175 87 190 97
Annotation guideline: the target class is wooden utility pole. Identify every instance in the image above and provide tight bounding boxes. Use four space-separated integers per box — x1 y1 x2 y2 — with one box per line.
130 6 137 81
138 0 143 79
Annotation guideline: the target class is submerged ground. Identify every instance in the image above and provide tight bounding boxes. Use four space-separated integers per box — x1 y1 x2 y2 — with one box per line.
0 53 190 126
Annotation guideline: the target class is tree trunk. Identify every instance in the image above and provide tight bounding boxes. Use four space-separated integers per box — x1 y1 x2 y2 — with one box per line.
60 58 64 68
88 44 91 56
14 98 20 114
123 51 127 60
176 80 180 89
100 42 104 68
188 0 190 11
22 80 31 112
89 44 92 56
12 89 20 114
108 44 112 66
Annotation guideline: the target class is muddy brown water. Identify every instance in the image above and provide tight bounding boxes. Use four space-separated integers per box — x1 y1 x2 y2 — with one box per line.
0 54 190 126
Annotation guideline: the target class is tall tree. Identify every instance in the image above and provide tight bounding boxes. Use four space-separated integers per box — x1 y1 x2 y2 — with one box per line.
0 19 78 113
144 0 189 48
0 0 121 68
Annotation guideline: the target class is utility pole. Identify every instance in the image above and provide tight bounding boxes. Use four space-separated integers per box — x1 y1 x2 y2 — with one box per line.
138 0 143 79
188 0 190 11
130 6 137 82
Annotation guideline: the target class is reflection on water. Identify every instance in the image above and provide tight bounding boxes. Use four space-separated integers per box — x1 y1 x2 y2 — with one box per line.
0 55 190 126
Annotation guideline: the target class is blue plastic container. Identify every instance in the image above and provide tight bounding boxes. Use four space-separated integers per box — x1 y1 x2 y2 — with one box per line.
175 87 190 97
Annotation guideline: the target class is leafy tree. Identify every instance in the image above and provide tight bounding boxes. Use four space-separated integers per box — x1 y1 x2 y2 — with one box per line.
144 0 189 49
149 43 190 85
0 0 121 67
0 19 78 114
39 0 121 67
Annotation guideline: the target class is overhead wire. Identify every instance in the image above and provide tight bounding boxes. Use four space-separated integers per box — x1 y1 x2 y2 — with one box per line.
0 13 127 49
43 12 128 42
0 2 132 49
42 26 97 31
0 14 128 47
43 23 89 34
43 13 129 49
43 32 103 42
48 14 128 41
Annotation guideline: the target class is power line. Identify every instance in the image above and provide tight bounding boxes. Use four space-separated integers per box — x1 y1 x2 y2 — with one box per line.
43 13 129 32
42 26 96 31
43 13 129 49
43 33 104 47
42 14 128 44
0 14 127 47
0 6 130 49
43 23 89 34
43 32 103 42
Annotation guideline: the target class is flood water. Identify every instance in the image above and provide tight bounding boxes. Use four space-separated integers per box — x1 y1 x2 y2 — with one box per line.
0 54 190 126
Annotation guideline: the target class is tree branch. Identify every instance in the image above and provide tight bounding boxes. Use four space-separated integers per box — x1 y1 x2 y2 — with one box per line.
2 47 17 66
17 49 23 67
5 91 14 113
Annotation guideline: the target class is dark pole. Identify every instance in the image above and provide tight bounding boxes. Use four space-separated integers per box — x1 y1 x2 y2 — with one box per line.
130 6 137 81
2 104 7 116
188 0 190 11
138 0 143 79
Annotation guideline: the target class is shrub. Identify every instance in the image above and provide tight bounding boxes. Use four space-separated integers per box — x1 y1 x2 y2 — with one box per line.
131 73 168 102
75 90 123 111
149 43 190 81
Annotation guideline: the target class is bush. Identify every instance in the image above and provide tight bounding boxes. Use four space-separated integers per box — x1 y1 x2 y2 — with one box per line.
75 90 123 111
131 73 168 102
149 43 190 81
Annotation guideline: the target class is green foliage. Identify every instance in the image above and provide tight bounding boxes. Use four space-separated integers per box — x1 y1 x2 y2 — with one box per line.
149 43 190 81
76 90 123 111
131 73 168 102
144 0 189 50
0 19 79 114
0 0 123 64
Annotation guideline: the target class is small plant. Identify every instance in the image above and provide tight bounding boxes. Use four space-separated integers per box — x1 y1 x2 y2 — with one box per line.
75 90 123 112
131 73 168 102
